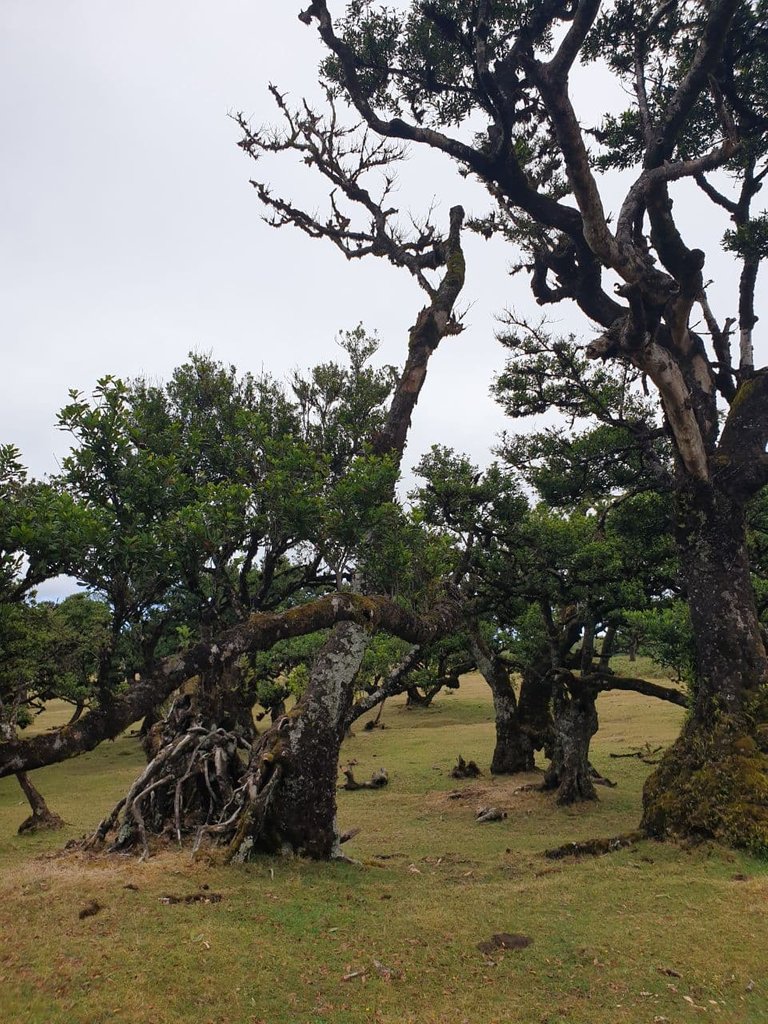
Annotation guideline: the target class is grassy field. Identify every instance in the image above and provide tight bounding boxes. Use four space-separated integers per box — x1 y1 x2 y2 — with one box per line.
0 668 766 1024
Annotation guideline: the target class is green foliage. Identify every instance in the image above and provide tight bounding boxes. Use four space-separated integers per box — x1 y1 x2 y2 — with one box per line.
243 632 330 711
356 632 413 690
625 602 695 687
493 331 666 506
723 214 768 261
0 595 110 730
290 326 398 477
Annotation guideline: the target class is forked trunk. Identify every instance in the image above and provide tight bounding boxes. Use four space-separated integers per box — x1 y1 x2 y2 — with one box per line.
406 686 434 707
642 483 768 852
544 676 598 805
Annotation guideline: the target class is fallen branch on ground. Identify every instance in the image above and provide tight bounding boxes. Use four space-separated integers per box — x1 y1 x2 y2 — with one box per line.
341 767 389 791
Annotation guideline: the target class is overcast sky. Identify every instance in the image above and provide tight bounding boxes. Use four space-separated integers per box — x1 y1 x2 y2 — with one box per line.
1 2 519 485
2 3 764 498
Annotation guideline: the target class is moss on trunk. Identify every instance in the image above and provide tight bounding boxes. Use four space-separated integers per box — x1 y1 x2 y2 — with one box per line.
642 715 768 856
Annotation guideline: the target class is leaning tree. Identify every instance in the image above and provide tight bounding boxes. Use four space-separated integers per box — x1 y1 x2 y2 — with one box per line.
295 0 768 852
0 88 470 859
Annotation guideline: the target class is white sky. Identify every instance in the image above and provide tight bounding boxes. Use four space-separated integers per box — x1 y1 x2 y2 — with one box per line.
1 3 763 505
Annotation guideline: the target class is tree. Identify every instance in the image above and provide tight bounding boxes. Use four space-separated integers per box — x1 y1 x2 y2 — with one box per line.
415 435 687 802
297 0 768 852
0 446 99 831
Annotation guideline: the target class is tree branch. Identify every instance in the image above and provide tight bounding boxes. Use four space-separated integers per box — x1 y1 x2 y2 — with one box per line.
589 671 688 707
0 591 460 778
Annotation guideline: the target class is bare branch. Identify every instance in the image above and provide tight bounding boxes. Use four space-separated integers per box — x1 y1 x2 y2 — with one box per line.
590 672 688 707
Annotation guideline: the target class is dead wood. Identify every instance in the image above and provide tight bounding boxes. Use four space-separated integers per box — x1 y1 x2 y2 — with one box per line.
450 755 482 779
610 744 664 765
159 892 222 905
477 932 532 954
341 767 389 790
78 900 103 919
475 806 507 824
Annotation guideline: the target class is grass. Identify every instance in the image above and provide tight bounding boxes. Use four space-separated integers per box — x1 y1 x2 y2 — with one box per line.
0 665 766 1024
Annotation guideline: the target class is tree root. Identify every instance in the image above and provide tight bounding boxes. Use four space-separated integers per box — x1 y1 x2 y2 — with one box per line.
18 809 65 834
543 830 645 860
83 722 250 857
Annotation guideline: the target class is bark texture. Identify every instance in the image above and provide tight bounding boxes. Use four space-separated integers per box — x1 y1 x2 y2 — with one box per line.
543 674 599 805
225 621 369 860
471 635 534 775
641 482 768 853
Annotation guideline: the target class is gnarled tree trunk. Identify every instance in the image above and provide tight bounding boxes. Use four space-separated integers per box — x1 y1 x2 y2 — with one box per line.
642 482 768 852
543 674 599 805
223 621 368 860
471 636 534 775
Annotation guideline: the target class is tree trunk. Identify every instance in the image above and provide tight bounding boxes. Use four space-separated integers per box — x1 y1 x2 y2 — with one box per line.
405 686 432 707
470 636 534 774
489 682 534 774
224 621 368 860
518 666 554 760
16 771 64 833
642 482 768 852
0 719 64 834
543 675 598 805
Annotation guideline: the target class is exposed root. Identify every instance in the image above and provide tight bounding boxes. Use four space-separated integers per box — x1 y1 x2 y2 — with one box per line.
589 764 617 788
18 809 65 834
543 830 645 860
83 722 250 856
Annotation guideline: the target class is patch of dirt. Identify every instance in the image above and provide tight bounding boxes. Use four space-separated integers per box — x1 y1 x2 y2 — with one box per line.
428 772 546 815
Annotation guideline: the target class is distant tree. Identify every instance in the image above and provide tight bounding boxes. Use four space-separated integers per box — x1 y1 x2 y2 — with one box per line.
0 448 101 830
